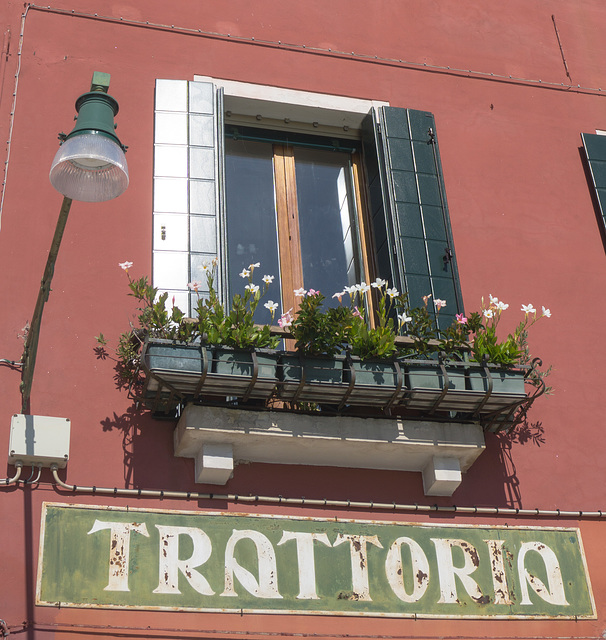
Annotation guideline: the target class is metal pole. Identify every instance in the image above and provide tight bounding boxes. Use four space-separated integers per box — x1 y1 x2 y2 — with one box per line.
20 196 73 414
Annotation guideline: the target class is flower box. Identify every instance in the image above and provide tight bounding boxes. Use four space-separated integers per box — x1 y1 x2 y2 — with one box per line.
344 357 404 409
141 340 278 408
403 359 472 412
139 340 533 429
278 354 350 404
467 365 527 412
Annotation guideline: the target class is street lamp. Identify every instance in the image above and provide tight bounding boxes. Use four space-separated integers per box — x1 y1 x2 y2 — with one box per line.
20 72 128 414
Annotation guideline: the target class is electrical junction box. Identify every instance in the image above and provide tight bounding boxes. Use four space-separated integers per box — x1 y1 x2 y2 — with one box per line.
8 414 70 468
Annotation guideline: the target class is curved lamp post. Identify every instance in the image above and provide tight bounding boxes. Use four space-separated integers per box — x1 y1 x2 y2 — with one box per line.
21 72 128 413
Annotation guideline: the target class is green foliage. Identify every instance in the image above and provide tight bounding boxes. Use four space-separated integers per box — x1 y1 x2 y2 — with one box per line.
472 326 521 366
194 265 279 350
105 261 552 396
291 292 352 357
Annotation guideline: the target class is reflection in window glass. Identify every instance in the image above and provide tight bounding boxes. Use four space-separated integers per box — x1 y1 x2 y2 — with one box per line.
225 138 281 325
294 147 359 300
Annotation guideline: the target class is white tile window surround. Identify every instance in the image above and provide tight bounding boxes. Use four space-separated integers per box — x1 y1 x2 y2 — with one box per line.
153 78 389 312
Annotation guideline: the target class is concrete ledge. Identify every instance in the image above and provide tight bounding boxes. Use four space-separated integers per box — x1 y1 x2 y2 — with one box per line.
174 405 485 496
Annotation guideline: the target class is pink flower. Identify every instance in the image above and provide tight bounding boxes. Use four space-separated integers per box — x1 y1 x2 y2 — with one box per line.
308 289 319 296
456 313 468 324
352 306 363 319
434 298 447 310
278 309 294 328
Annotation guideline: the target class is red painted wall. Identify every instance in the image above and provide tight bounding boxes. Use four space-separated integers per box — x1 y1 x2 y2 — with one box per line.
1 1 606 637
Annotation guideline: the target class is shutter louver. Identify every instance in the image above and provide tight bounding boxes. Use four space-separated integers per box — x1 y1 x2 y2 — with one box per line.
366 106 463 330
582 132 606 235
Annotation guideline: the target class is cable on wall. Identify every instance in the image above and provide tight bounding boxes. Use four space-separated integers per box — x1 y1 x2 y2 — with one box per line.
0 4 29 229
24 3 606 97
51 465 606 521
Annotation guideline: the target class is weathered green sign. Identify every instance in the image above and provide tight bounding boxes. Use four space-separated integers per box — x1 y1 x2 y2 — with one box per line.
37 502 595 619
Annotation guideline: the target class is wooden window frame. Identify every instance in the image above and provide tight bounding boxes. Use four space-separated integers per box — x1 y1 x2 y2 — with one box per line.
227 133 376 322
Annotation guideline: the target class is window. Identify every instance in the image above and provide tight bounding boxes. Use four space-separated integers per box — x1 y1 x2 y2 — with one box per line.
153 79 463 329
225 126 366 323
582 131 606 236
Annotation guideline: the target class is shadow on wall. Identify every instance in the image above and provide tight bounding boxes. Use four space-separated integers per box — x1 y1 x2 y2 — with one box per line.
453 419 545 509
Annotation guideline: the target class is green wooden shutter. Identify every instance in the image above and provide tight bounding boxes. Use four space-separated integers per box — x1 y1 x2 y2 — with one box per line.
581 132 606 233
153 80 225 315
363 106 462 330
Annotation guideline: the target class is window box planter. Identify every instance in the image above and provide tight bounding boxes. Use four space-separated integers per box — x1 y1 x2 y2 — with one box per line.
278 355 404 410
140 339 279 410
403 358 471 412
344 357 404 409
402 357 528 418
278 354 349 404
138 339 536 431
467 365 527 412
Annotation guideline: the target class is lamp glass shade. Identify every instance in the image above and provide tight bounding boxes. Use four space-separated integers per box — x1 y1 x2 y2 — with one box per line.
49 133 129 202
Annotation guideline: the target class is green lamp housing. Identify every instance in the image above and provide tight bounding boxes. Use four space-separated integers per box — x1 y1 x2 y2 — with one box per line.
49 90 129 203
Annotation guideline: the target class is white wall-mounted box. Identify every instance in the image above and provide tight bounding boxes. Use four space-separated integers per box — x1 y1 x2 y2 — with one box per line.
8 414 70 468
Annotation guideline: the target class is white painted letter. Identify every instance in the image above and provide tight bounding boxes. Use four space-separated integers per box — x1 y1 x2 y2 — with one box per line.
385 536 430 603
87 519 149 592
431 538 485 604
484 539 513 605
518 541 569 606
334 534 383 601
153 525 214 595
278 531 332 599
221 529 282 599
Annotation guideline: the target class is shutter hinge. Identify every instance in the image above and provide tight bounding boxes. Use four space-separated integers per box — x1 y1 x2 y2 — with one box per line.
376 122 382 134
428 127 436 144
443 246 453 265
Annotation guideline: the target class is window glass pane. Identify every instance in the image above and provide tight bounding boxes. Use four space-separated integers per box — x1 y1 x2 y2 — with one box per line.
225 138 281 324
294 147 359 299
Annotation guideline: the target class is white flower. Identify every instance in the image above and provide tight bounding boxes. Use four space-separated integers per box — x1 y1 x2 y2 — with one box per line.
119 261 133 271
356 282 370 293
249 262 261 269
200 261 211 271
262 274 274 285
187 281 202 291
245 283 260 294
239 268 250 278
483 309 494 318
264 300 278 316
489 294 499 306
386 287 399 298
521 303 536 314
542 306 552 318
294 287 307 297
434 298 447 309
332 291 345 302
496 301 509 311
398 312 412 326
343 285 356 296
371 278 387 289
